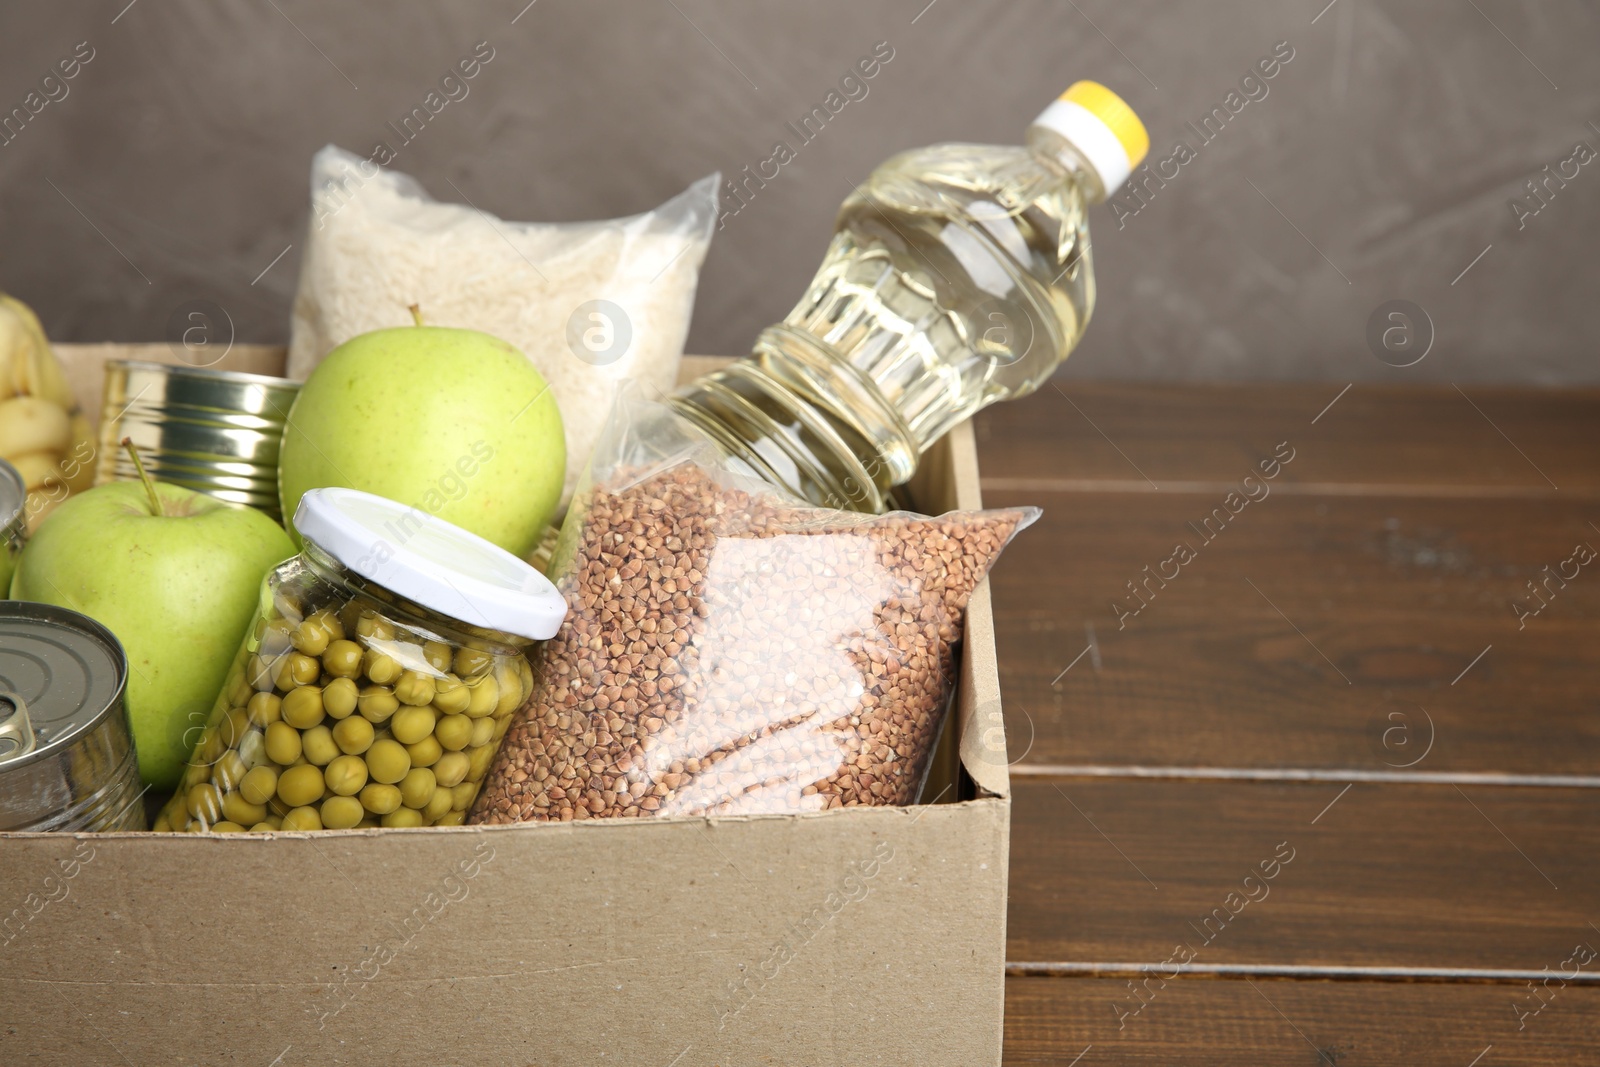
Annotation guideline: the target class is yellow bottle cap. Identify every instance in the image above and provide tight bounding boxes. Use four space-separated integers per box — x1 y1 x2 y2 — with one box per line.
1061 81 1149 169
1031 80 1150 196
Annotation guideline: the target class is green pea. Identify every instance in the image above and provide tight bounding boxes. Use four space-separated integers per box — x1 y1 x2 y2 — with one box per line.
211 821 246 833
197 726 226 765
222 792 267 827
360 783 403 815
247 654 275 692
450 781 479 812
355 614 394 642
358 686 398 723
366 739 411 784
404 735 442 768
186 783 223 822
277 764 327 808
464 675 498 718
226 670 254 708
434 714 472 752
301 726 339 766
277 653 321 690
324 755 369 797
281 806 323 831
281 686 325 729
424 641 453 673
494 660 524 715
382 807 424 828
435 810 467 827
398 767 436 809
432 677 471 715
390 706 437 745
323 639 364 679
210 750 247 792
394 670 436 707
422 787 453 822
332 715 375 755
247 691 282 727
218 707 252 748
432 751 469 788
469 716 495 748
454 646 493 679
310 608 345 642
365 650 402 685
323 677 360 719
291 619 330 657
467 743 497 781
240 765 279 806
264 721 302 765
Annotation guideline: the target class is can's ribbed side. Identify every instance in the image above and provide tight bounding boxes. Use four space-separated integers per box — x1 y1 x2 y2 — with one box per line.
95 360 300 524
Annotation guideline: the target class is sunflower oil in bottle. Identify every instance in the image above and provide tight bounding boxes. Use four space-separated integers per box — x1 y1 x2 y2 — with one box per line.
672 81 1149 511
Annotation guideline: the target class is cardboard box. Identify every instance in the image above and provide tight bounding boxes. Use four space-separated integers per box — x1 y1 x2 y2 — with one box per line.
2 346 1011 1067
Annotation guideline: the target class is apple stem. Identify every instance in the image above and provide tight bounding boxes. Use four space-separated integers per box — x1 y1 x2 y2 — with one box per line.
408 304 424 327
121 437 166 517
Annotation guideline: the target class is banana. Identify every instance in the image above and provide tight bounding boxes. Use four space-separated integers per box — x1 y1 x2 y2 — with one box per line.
1 295 74 409
9 450 66 491
0 309 20 404
0 396 72 457
0 292 91 531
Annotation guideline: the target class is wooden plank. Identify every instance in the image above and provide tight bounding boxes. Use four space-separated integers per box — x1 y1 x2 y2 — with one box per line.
1006 779 1599 972
1004 975 1600 1065
983 489 1600 774
976 383 1600 494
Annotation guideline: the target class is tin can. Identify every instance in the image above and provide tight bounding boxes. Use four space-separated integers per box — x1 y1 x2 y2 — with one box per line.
0 601 147 832
0 458 25 597
95 360 300 524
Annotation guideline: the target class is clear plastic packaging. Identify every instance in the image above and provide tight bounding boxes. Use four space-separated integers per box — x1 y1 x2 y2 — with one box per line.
472 393 1036 823
288 145 719 509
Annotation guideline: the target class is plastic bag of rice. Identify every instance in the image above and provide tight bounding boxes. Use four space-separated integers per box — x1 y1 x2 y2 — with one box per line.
287 144 718 511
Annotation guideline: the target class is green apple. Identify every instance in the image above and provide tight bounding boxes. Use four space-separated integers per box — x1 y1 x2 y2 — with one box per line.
10 465 294 788
279 314 565 559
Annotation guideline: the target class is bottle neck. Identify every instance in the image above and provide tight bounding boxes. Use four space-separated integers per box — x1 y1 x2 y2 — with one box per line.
1026 125 1108 204
668 358 893 514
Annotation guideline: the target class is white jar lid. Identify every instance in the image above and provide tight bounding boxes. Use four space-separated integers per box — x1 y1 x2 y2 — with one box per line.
293 487 567 641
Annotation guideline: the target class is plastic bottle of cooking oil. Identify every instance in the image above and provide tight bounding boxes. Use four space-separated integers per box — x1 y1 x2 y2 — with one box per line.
672 81 1149 512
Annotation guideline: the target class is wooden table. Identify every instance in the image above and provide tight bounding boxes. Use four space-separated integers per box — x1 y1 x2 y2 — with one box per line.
976 383 1600 1064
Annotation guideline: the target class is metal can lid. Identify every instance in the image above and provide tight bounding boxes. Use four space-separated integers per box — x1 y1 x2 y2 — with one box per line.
105 360 301 421
0 457 23 530
0 602 128 768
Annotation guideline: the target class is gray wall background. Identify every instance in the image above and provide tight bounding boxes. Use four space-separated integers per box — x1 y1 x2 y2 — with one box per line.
1 0 1596 383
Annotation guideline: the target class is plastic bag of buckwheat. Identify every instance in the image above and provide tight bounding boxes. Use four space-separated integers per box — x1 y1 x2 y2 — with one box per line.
470 389 1037 823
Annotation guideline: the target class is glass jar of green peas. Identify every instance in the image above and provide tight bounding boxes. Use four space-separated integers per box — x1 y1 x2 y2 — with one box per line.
154 487 567 833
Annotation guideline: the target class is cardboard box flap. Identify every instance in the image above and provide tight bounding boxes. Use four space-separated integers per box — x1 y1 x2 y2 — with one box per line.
956 580 1010 800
